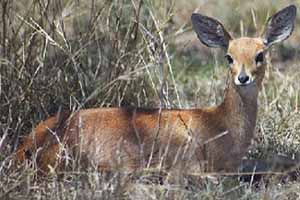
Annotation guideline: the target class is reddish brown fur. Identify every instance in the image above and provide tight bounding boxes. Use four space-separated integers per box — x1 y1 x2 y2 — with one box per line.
15 62 262 174
14 42 267 174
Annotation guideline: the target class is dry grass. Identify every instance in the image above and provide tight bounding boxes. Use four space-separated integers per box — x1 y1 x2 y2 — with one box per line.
1 0 300 199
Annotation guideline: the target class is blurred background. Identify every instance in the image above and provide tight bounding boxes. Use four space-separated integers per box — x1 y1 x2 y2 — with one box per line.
1 0 300 199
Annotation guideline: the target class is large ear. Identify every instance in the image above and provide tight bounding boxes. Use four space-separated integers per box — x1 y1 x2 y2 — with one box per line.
191 13 232 50
263 5 297 47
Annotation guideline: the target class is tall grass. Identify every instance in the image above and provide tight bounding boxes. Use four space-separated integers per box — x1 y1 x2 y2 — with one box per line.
1 0 300 199
0 0 180 150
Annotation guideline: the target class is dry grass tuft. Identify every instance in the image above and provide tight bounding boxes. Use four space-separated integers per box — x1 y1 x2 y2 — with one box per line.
1 0 300 199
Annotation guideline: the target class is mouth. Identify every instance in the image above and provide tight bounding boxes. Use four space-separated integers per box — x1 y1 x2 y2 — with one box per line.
235 79 256 87
234 76 255 86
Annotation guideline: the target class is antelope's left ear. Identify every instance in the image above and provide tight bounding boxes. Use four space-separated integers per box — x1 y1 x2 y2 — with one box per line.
263 5 297 47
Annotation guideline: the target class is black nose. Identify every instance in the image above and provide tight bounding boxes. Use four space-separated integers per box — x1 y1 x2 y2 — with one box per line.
238 74 249 84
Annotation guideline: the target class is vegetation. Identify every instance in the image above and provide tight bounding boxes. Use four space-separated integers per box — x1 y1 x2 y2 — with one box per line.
1 0 300 199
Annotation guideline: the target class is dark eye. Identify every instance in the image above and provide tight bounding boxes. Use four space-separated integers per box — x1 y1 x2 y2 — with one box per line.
255 52 264 64
225 54 234 65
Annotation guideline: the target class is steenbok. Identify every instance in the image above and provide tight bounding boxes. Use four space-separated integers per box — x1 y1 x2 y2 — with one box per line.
16 5 297 174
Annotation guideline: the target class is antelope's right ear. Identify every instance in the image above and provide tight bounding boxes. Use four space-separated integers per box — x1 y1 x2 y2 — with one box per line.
191 13 232 50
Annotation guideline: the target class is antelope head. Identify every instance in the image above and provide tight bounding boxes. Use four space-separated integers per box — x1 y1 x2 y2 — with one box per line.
191 5 296 88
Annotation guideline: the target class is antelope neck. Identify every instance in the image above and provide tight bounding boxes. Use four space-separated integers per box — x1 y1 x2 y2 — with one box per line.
222 77 258 138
